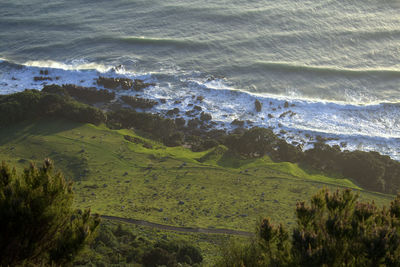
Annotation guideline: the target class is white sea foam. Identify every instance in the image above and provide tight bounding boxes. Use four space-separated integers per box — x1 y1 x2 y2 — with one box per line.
1 59 399 160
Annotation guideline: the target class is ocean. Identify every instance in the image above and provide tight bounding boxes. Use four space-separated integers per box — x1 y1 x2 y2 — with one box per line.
0 0 399 159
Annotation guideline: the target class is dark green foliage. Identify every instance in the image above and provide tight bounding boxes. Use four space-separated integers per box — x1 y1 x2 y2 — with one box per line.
0 160 100 266
61 84 115 103
42 84 115 104
218 189 400 266
75 221 203 266
107 108 179 146
142 240 203 267
142 247 178 267
0 89 106 126
163 131 184 147
225 127 280 158
302 143 400 194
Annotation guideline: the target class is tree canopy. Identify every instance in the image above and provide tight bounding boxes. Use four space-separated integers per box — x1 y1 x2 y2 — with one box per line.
218 189 400 267
0 159 100 266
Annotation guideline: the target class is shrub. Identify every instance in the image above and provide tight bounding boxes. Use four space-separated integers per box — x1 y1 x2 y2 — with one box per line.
0 89 106 126
0 159 100 266
218 188 400 266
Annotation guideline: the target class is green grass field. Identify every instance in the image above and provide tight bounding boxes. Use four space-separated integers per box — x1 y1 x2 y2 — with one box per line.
0 119 395 264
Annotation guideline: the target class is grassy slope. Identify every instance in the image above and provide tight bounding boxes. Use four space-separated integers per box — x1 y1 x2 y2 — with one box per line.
0 120 393 232
1 120 394 265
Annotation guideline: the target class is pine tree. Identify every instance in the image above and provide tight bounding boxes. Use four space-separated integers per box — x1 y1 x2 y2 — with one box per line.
0 159 100 266
218 188 400 266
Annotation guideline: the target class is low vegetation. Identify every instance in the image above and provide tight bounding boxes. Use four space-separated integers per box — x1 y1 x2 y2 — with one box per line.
2 88 399 194
75 220 203 266
218 189 400 266
0 160 99 266
0 86 399 264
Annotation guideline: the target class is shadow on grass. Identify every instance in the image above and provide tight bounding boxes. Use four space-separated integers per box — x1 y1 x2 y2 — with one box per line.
0 119 89 181
0 119 83 146
217 150 259 169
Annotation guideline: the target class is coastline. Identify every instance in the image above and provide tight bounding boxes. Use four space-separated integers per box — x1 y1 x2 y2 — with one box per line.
1 75 400 195
1 59 399 161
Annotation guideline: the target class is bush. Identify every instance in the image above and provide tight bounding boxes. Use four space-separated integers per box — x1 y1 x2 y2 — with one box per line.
224 127 280 158
0 159 100 266
218 188 400 266
0 89 106 126
107 108 177 141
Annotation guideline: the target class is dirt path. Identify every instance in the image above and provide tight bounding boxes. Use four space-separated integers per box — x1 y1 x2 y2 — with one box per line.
101 215 253 237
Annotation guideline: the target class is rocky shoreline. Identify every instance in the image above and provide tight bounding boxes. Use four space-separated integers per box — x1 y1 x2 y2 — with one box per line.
2 71 400 195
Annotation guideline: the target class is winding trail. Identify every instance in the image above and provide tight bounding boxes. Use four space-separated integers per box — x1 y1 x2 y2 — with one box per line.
101 215 253 237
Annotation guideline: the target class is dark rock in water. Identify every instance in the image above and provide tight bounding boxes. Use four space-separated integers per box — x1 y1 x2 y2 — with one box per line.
316 135 328 143
284 101 289 108
255 99 262 112
133 79 155 91
193 105 202 111
340 142 347 148
40 70 49 75
268 114 274 119
279 111 291 118
246 120 254 125
34 76 52 81
160 98 166 104
231 119 245 127
166 108 180 116
121 95 158 109
187 103 193 107
174 100 182 104
185 110 196 117
97 76 133 90
175 117 186 128
200 112 212 121
96 76 155 91
196 95 204 102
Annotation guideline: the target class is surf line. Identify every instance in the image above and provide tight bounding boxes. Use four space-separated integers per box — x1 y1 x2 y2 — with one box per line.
101 215 253 237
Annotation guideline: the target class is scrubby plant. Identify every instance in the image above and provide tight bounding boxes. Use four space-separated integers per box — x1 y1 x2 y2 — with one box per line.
0 89 106 126
0 159 100 266
218 188 400 266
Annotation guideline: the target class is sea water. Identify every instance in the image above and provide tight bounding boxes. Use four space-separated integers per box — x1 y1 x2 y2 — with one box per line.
0 0 399 159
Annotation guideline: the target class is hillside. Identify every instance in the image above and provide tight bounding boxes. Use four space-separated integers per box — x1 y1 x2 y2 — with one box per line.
0 120 392 230
0 119 396 264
